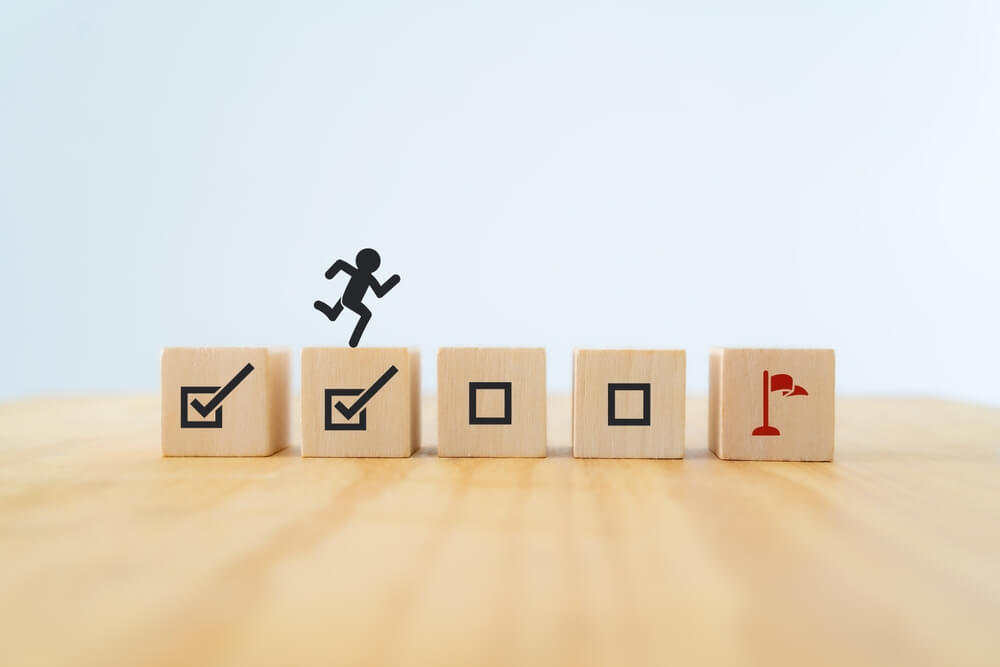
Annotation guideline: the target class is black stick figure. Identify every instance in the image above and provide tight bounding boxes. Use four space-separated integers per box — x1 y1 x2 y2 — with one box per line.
314 248 401 348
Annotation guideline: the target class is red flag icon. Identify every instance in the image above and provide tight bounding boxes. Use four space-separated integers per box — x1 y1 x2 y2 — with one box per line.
769 373 808 397
752 370 808 436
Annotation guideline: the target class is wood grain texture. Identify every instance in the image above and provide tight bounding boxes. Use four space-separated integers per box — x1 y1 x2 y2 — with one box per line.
161 347 290 456
301 348 419 457
710 348 835 461
573 349 686 458
1 394 999 667
437 348 546 457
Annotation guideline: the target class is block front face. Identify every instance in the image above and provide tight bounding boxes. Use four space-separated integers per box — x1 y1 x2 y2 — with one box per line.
573 350 686 458
301 348 419 457
161 347 290 456
709 348 835 461
437 348 546 457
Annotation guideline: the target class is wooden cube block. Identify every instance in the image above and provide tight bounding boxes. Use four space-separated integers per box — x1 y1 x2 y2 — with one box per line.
301 348 420 457
161 347 290 457
572 349 686 458
709 348 835 461
437 348 546 457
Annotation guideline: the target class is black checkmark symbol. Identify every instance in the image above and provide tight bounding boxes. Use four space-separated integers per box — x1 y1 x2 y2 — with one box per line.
334 365 398 420
189 363 255 417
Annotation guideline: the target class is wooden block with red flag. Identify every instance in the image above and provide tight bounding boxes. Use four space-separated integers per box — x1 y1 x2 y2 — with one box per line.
709 348 835 461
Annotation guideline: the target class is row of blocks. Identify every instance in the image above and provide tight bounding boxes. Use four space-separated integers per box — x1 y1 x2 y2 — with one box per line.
162 347 835 460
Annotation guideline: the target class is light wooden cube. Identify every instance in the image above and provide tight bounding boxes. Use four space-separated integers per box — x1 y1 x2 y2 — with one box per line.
437 348 546 457
709 348 835 461
161 347 290 457
301 348 420 457
572 349 686 458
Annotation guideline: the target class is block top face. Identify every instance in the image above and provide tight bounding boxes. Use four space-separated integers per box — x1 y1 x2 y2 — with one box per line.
300 347 419 457
438 347 545 354
573 349 686 458
711 347 835 354
302 346 415 354
161 347 281 456
437 348 547 457
713 348 835 461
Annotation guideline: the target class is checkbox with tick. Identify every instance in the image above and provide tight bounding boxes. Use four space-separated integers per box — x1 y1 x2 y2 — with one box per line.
302 348 420 457
324 365 399 431
161 348 291 457
180 363 255 429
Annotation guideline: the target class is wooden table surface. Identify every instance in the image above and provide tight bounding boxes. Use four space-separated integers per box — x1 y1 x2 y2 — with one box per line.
1 395 998 667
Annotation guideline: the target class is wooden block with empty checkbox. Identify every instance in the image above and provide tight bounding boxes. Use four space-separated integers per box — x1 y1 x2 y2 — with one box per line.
572 349 686 458
437 348 546 457
161 347 291 456
301 347 420 457
709 348 835 461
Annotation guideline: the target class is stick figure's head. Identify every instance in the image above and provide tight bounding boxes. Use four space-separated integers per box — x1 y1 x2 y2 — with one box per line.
356 248 381 272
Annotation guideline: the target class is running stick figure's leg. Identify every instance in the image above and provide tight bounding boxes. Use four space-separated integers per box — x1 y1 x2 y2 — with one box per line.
348 303 372 348
314 299 344 321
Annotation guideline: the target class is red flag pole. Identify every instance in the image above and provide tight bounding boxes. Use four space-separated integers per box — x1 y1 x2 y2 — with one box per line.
752 369 781 436
761 370 770 428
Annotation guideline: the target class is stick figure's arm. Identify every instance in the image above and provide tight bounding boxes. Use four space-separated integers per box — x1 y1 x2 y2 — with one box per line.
324 260 356 280
370 274 401 298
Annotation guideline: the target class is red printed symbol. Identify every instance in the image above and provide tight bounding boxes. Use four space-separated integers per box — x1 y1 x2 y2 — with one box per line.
751 370 808 436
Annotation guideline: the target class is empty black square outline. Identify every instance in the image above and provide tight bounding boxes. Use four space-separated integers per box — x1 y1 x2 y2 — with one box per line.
180 386 223 428
325 388 367 431
608 383 651 426
468 381 512 425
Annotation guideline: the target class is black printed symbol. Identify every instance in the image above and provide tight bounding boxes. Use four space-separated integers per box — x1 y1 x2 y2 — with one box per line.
468 381 512 425
324 365 399 431
180 363 255 429
314 248 401 348
607 383 651 426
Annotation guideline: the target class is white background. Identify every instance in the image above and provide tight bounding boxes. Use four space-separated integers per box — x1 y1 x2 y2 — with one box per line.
2 1 998 403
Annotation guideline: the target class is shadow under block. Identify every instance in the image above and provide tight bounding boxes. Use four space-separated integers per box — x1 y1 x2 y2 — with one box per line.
709 348 835 461
161 347 291 457
572 349 686 458
437 348 547 457
301 348 420 457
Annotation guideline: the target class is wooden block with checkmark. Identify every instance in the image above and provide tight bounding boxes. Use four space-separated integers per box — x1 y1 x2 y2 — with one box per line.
572 349 686 458
161 347 291 456
437 348 547 457
709 348 835 461
301 348 420 457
